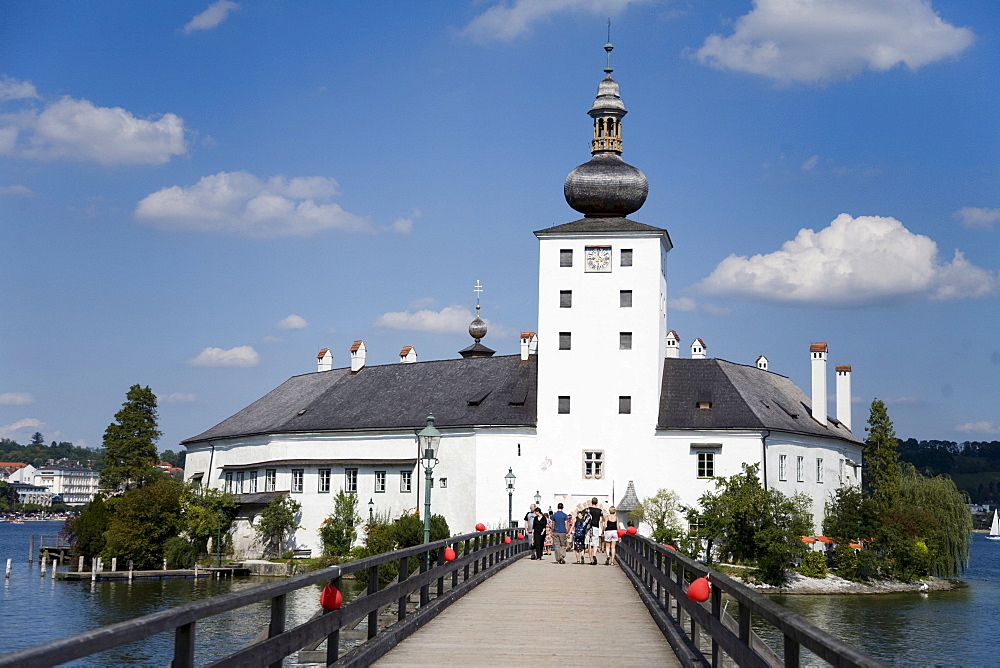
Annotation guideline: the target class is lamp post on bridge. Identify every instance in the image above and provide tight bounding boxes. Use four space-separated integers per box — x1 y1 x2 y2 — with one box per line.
534 490 541 508
418 414 441 545
505 468 516 528
368 498 374 525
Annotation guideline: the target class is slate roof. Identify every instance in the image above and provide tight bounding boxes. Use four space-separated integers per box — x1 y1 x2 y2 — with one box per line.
182 354 537 444
534 216 671 239
657 358 861 443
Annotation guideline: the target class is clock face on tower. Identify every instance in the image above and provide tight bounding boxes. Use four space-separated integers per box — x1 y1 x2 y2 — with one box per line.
585 246 612 273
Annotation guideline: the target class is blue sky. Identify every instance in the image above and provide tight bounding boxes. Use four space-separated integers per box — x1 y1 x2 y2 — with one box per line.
1 0 997 453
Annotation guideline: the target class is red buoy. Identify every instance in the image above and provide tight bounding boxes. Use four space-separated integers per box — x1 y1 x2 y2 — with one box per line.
617 528 626 539
320 584 343 610
475 523 486 532
516 533 524 540
504 536 512 544
443 546 456 561
664 544 677 551
626 526 638 535
687 577 710 602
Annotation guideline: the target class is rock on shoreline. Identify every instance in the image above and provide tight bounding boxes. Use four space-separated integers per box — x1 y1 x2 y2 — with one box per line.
740 571 961 595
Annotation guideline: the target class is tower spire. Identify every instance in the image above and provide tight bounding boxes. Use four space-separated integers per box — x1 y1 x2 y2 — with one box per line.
604 19 613 74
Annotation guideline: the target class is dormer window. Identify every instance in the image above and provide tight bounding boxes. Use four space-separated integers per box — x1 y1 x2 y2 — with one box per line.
697 401 712 410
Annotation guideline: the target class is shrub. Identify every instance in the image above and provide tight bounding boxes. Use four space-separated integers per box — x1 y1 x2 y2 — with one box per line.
832 543 859 580
164 537 198 569
798 551 827 578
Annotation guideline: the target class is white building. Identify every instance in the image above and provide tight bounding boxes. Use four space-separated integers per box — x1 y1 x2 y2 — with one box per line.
32 459 100 506
182 47 863 558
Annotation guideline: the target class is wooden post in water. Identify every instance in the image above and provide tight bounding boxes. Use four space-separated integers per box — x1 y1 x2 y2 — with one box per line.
111 557 117 573
91 558 97 582
163 557 167 571
51 558 57 579
78 555 84 573
40 557 46 577
5 558 11 579
128 560 133 582
28 534 34 563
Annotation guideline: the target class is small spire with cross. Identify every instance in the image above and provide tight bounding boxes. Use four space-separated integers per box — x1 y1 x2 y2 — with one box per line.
473 279 484 317
604 19 614 74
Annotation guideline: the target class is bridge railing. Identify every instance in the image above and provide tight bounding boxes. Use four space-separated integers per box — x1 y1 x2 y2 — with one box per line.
0 529 527 668
618 535 884 668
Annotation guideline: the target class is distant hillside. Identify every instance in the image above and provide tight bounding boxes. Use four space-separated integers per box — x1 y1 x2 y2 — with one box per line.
898 438 1000 505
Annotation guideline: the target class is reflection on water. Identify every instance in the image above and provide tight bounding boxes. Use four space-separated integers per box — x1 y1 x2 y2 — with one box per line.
753 534 1000 666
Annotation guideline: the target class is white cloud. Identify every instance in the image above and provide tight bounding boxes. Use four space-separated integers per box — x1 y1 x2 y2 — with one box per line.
276 314 308 330
0 418 43 440
375 305 476 334
801 155 819 172
0 76 39 102
187 345 259 367
697 213 999 306
0 392 35 405
0 184 33 197
955 421 1000 435
0 95 187 164
461 0 652 43
135 171 376 237
669 296 697 312
954 207 1000 230
387 208 420 234
695 0 974 84
161 392 197 403
183 0 240 34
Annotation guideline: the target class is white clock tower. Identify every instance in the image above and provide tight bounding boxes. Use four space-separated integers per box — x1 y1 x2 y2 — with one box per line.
533 41 672 504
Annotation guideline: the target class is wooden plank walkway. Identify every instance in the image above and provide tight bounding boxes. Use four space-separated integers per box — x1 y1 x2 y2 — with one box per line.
375 554 681 667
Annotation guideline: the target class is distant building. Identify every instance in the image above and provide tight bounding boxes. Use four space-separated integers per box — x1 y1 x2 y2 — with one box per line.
10 482 52 507
32 459 99 506
182 45 864 559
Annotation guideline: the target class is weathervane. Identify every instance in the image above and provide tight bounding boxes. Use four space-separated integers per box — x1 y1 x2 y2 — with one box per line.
473 279 484 317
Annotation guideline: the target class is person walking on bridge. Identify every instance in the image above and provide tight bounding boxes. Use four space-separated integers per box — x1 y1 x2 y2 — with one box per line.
531 507 547 560
524 503 537 556
573 508 591 564
586 498 604 566
603 506 621 566
550 502 568 564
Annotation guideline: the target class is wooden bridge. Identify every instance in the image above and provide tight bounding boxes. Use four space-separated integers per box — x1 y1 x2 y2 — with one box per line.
0 530 882 667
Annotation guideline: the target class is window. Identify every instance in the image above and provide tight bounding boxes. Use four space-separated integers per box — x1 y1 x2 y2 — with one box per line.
796 456 804 482
318 468 331 493
291 469 304 493
620 290 632 307
620 332 632 350
224 471 233 493
619 396 631 414
248 470 258 493
345 468 358 493
816 458 824 483
375 470 386 493
235 471 245 494
439 477 447 488
558 396 570 414
778 455 787 481
559 332 571 350
400 470 412 493
265 469 276 492
697 452 715 478
559 249 573 267
560 290 572 308
583 451 604 479
621 249 632 266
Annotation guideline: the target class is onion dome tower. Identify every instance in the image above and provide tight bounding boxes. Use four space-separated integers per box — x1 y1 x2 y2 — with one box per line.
564 40 648 217
459 279 495 358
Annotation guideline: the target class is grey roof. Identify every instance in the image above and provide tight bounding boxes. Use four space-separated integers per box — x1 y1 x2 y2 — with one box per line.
183 354 537 444
617 480 640 511
534 216 670 238
657 358 861 443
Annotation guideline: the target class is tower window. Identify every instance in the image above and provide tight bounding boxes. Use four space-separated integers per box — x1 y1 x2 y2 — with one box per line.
560 290 572 308
620 290 632 308
619 396 631 414
620 332 632 350
560 249 573 267
621 249 632 266
559 332 571 350
558 396 571 414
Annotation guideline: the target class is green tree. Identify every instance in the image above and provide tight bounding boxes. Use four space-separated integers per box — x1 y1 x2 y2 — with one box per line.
823 485 876 544
0 482 17 513
318 490 361 557
180 484 237 554
255 496 301 557
631 488 684 543
63 495 111 559
865 399 902 504
30 431 45 446
103 478 184 568
100 385 161 491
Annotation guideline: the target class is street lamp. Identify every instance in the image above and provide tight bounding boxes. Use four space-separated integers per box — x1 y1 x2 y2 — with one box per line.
534 490 541 507
505 468 516 528
368 498 374 525
417 414 441 544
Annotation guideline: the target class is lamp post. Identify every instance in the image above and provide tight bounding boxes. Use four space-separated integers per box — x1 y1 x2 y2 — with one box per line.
368 498 374 525
505 468 516 528
417 414 441 544
534 490 541 508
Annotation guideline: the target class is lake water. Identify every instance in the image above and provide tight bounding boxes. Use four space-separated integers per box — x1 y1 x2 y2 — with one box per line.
2 521 998 665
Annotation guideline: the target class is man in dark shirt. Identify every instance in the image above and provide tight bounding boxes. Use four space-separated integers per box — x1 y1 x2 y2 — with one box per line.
587 497 604 566
550 502 569 564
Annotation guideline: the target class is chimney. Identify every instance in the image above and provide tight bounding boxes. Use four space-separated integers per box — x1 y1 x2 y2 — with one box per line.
756 355 768 371
399 346 417 363
665 330 680 359
810 342 828 426
836 364 852 432
350 340 366 372
520 332 537 361
691 337 707 359
317 348 332 372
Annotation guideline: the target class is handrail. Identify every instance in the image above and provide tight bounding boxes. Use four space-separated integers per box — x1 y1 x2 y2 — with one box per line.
617 535 884 668
0 529 528 668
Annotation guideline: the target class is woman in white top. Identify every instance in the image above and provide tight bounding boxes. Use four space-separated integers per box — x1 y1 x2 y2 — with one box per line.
602 506 622 566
